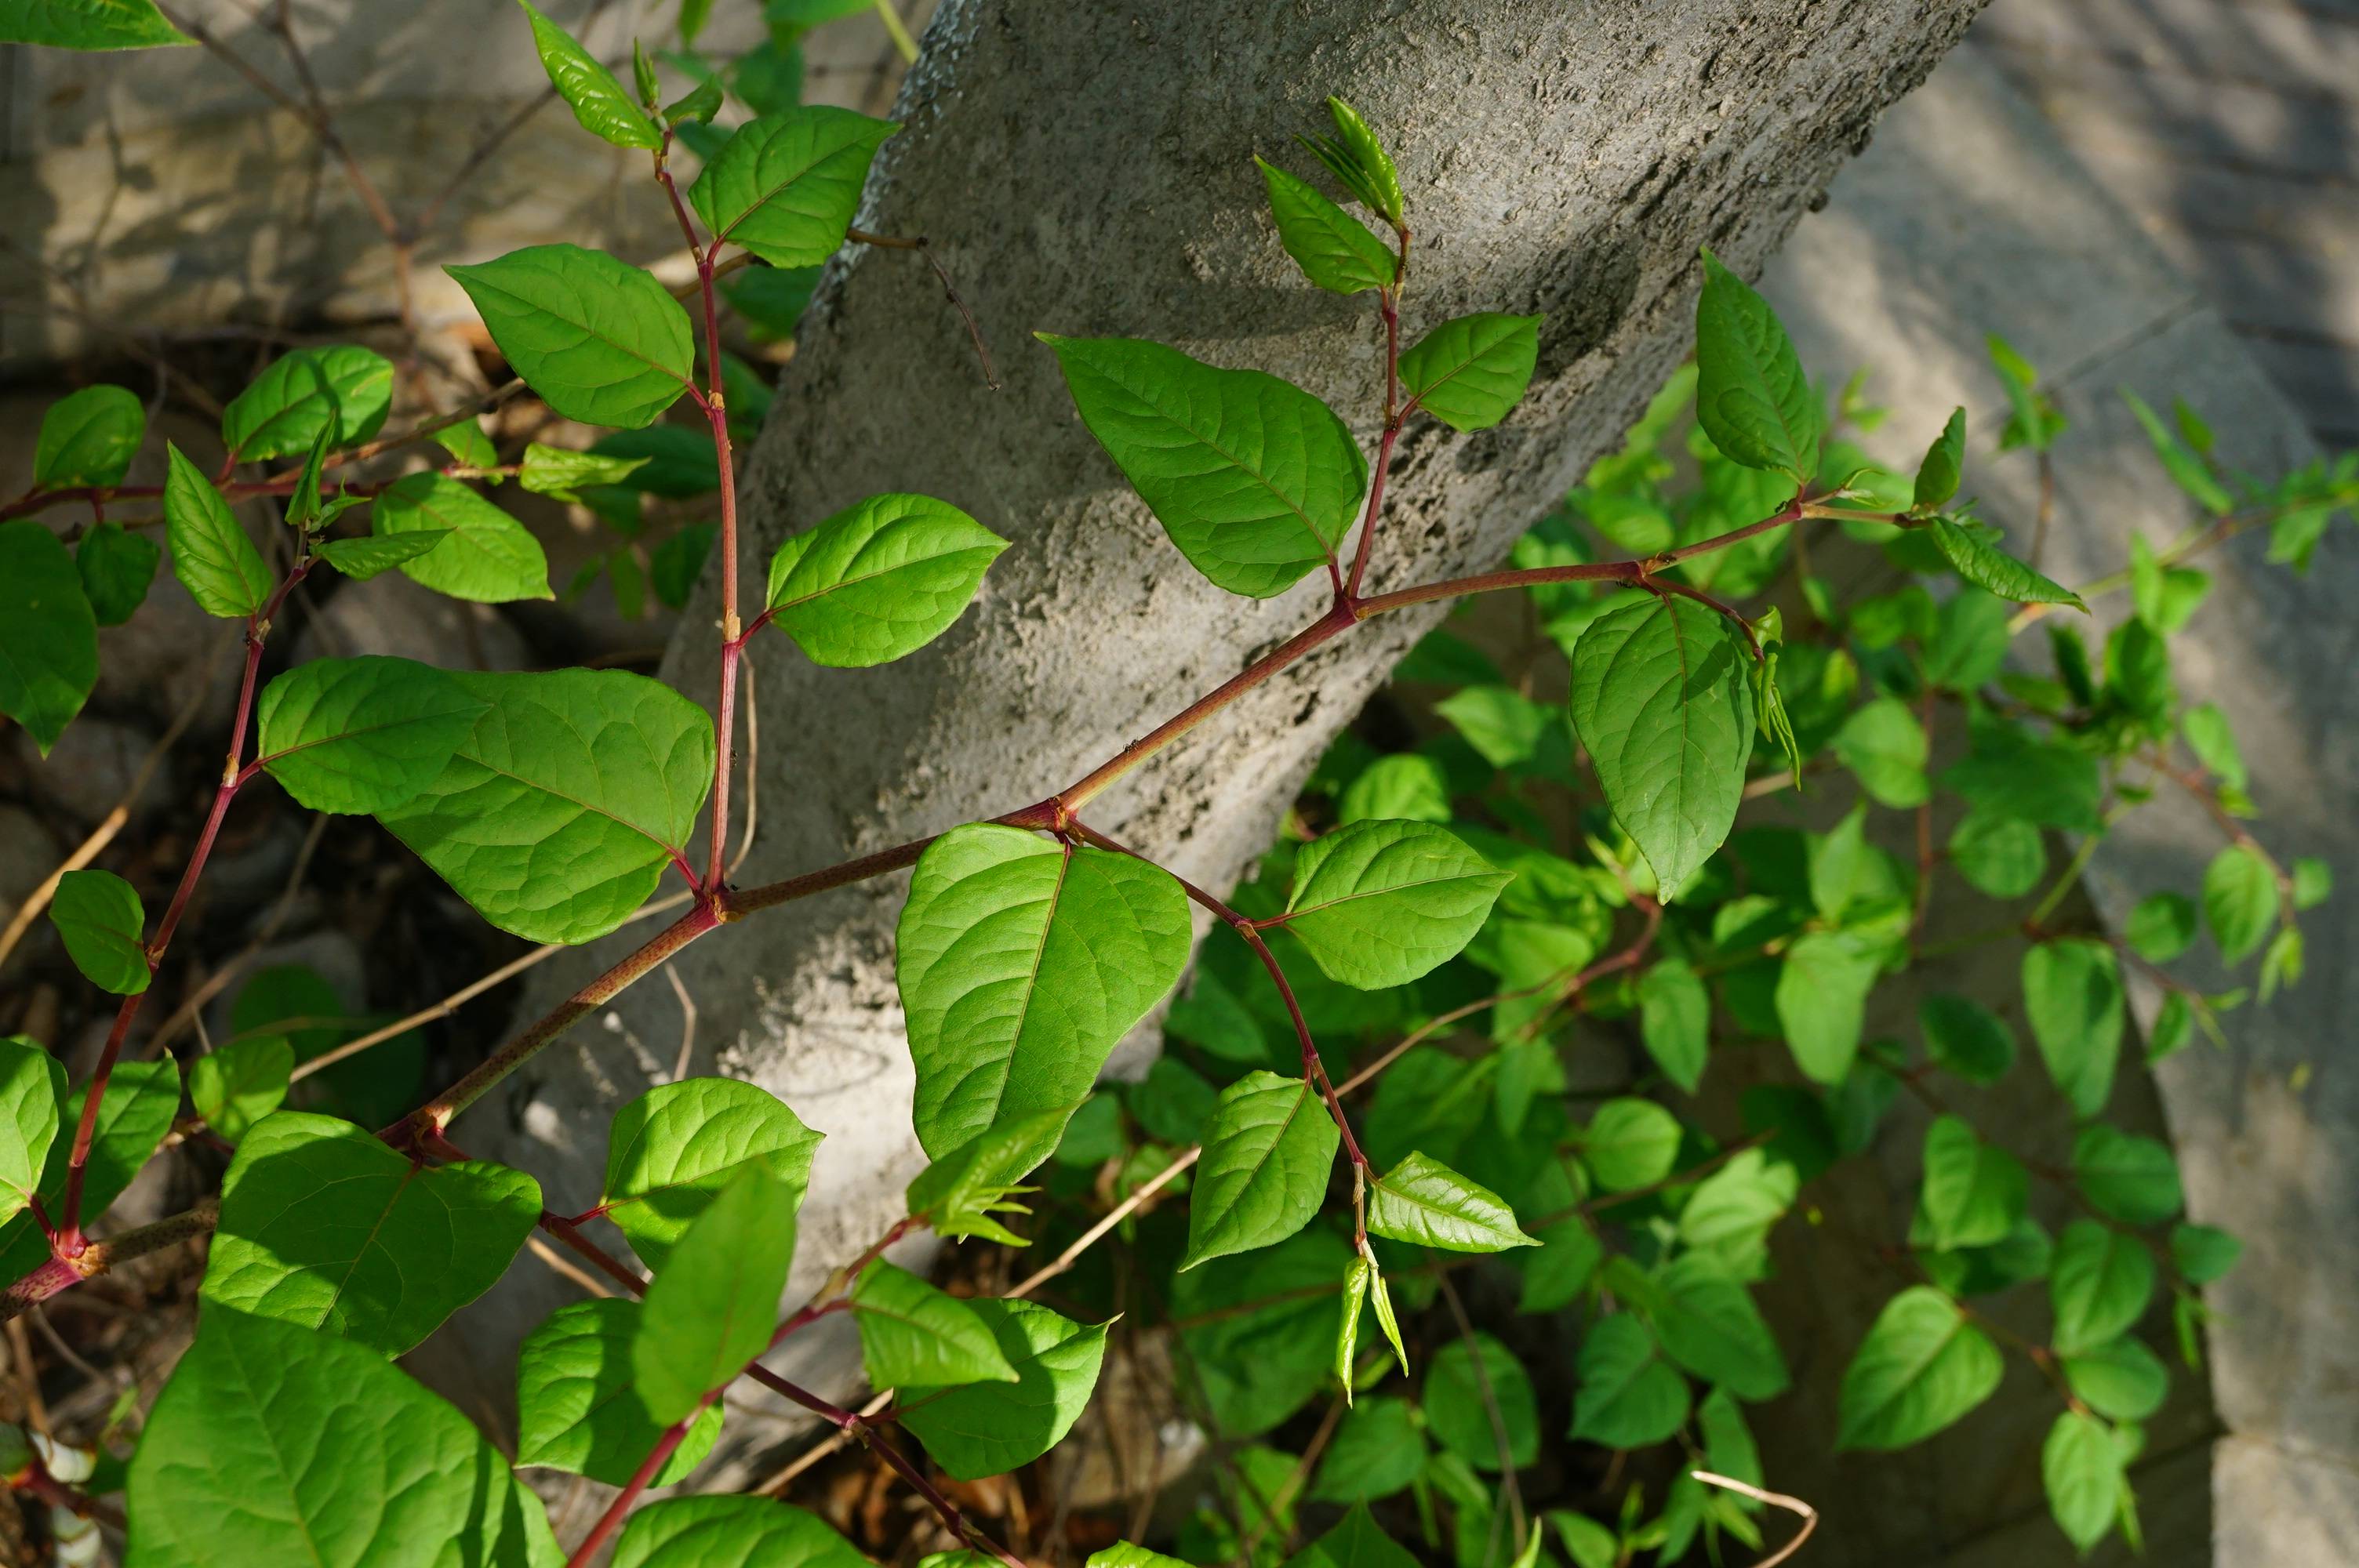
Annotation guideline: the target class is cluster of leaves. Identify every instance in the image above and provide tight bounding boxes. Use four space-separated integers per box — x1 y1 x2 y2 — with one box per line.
1098 310 2339 1559
2 5 2351 1567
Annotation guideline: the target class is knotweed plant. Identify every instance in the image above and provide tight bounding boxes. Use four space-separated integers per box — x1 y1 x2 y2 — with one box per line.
0 2 2346 1565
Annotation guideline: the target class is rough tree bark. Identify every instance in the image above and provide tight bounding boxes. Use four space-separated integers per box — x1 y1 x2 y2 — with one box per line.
461 0 1990 1454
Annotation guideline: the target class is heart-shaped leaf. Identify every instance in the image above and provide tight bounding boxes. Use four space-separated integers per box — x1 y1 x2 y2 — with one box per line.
897 826 1190 1157
371 474 554 602
633 1163 797 1422
689 107 896 267
1399 313 1539 432
376 667 714 944
35 385 144 488
897 1299 1107 1480
600 1076 820 1272
49 868 148 995
849 1261 1019 1388
220 346 394 463
256 656 489 815
763 493 1008 666
1836 1285 2001 1450
517 1298 723 1486
201 1112 541 1356
127 1307 561 1568
1277 820 1509 989
1182 1071 1339 1271
1568 593 1754 898
447 245 695 429
1040 334 1365 598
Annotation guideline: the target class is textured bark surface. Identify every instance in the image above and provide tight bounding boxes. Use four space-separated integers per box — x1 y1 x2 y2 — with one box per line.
464 0 1990 1455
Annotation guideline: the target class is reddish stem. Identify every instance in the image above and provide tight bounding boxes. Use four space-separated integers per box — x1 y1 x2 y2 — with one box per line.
57 564 304 1249
1345 285 1405 600
563 1395 714 1566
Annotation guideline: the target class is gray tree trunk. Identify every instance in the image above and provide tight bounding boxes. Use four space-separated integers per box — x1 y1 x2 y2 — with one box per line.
461 0 1990 1459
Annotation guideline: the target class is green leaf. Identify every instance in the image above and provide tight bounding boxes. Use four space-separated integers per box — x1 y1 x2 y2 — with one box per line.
1310 1396 1425 1504
1335 1254 1367 1399
898 1298 1107 1480
126 1308 561 1568
614 1498 869 1568
1776 928 1883 1085
2171 1222 2240 1284
371 472 554 603
1918 994 2016 1086
634 1163 796 1422
49 1058 176 1232
1694 250 1818 481
518 1298 723 1486
514 0 661 150
763 493 1008 666
2050 1219 2156 1356
163 444 271 619
2202 845 2276 964
35 385 144 487
201 1111 540 1355
906 1105 1074 1245
663 75 724 128
1426 1330 1538 1470
1836 1286 2002 1450
3 0 191 48
1175 1229 1352 1436
1298 97 1403 227
1947 811 2046 899
1364 1261 1410 1381
1912 408 1966 512
432 419 500 469
516 441 652 502
220 347 394 463
1183 1071 1339 1271
314 531 450 583
1675 1149 1797 1280
0 1040 63 1230
601 1076 821 1272
2124 390 2231 515
897 825 1190 1156
2042 1410 2125 1552
377 667 714 944
1256 158 1395 295
2061 1334 2168 1422
1568 593 1754 898
1928 517 2085 608
75 520 160 626
1637 958 1710 1094
2023 939 2125 1119
256 655 489 815
2125 891 2197 963
1648 1252 1789 1399
2072 1125 2181 1225
1569 1313 1688 1449
49 867 148 995
1089 1545 1198 1568
689 107 896 267
1831 695 1929 808
187 1036 292 1143
1365 1152 1534 1253
1579 1098 1681 1192
1337 753 1451 826
1038 334 1365 598
1399 314 1540 433
849 1261 1019 1388
448 245 695 429
0 522 97 755
1916 1115 2027 1250
1279 821 1510 989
